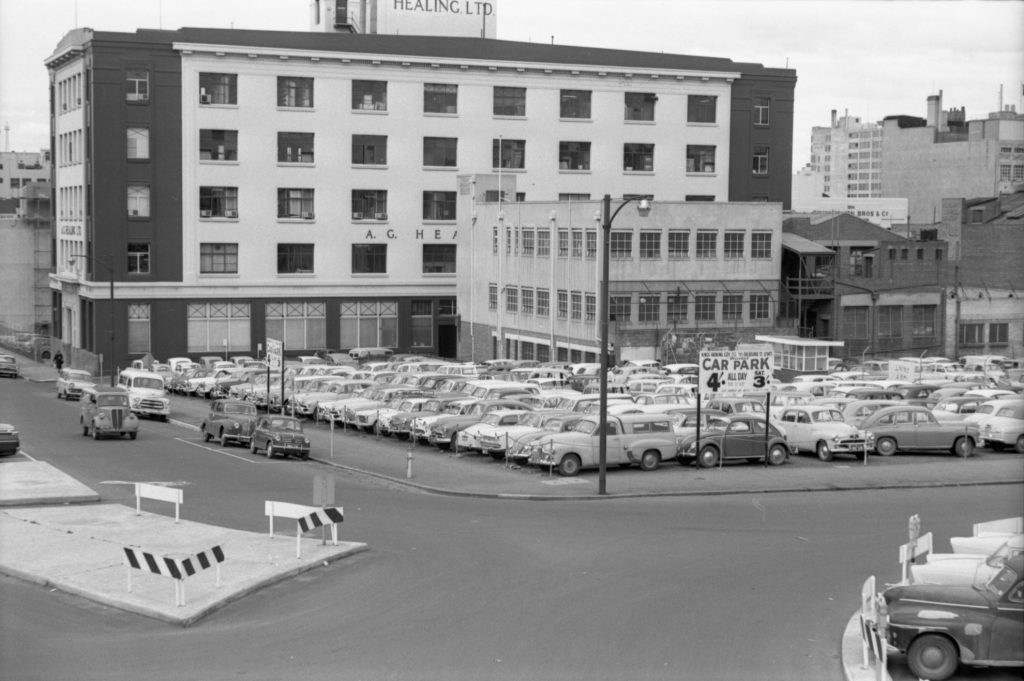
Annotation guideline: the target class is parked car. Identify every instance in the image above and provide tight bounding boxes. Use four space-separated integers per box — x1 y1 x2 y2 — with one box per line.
883 555 1024 681
0 423 19 455
201 399 259 447
55 368 95 400
860 405 979 457
456 408 532 456
978 401 1024 452
430 399 533 450
526 413 678 476
249 415 311 459
931 395 986 421
678 414 793 468
0 354 19 379
79 386 139 440
703 397 766 415
838 399 903 427
775 405 867 461
910 534 1024 586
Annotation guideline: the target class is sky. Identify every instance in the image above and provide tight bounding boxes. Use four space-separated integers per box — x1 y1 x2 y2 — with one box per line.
1 0 1022 167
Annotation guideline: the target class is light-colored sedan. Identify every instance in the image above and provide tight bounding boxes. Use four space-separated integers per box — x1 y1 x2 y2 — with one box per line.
911 534 1024 585
56 368 95 400
978 400 1024 452
775 405 867 461
861 405 979 457
457 409 532 456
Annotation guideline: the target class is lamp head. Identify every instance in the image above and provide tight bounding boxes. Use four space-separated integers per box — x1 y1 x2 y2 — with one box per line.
637 197 652 217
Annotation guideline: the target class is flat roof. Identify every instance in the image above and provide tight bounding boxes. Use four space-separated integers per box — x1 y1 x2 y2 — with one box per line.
755 335 845 348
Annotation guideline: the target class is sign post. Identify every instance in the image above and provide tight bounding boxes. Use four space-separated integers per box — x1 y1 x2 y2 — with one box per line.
266 338 283 413
698 345 774 468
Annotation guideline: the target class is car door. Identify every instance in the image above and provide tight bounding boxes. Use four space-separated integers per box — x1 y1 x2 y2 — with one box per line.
988 579 1024 663
913 410 944 449
724 419 758 460
779 409 805 450
253 417 269 449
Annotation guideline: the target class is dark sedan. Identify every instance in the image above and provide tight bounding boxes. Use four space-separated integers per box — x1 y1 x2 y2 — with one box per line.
0 423 19 455
679 414 793 467
884 555 1023 681
201 399 258 447
249 415 310 460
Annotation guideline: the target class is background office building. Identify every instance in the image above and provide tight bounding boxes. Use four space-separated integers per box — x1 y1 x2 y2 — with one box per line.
46 25 795 369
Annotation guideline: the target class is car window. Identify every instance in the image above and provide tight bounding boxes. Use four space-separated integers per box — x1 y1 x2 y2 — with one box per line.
797 412 811 424
728 421 751 433
914 411 935 425
893 411 913 424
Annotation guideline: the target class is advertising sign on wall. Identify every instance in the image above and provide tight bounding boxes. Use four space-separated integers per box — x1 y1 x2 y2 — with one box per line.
376 0 497 38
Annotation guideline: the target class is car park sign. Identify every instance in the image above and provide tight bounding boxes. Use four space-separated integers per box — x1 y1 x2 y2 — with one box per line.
266 338 283 371
699 347 773 395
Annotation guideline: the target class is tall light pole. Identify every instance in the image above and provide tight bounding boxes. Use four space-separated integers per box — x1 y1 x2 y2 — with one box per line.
598 194 651 495
69 254 115 386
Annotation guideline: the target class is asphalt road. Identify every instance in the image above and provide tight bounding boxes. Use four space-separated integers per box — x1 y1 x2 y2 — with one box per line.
1 378 1022 681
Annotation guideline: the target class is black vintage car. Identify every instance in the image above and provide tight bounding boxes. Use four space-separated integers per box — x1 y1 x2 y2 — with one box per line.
884 555 1024 680
249 415 310 459
201 399 258 447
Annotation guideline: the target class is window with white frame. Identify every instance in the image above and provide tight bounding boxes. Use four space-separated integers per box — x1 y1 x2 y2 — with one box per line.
128 303 151 353
559 141 591 170
584 293 596 321
266 301 326 351
989 322 1008 344
493 139 525 169
187 301 250 352
199 129 238 161
127 185 150 217
696 231 717 259
423 137 457 167
537 229 551 257
958 323 984 346
423 244 455 274
352 80 387 111
489 284 498 310
687 94 717 123
571 291 582 320
424 83 458 113
624 92 656 121
668 293 687 322
753 96 771 126
640 232 661 259
352 135 387 165
724 232 744 259
610 296 631 322
723 295 743 321
558 230 569 257
352 244 387 274
127 243 149 274
749 294 770 321
277 243 314 274
493 86 526 116
610 232 632 259
560 90 591 118
200 243 238 274
571 230 583 258
506 286 518 312
521 288 534 314
340 300 397 349
277 76 313 108
695 294 716 321
557 290 568 319
586 231 597 258
669 231 689 259
623 143 654 171
126 69 149 102
352 190 387 220
751 233 772 259
522 229 535 256
753 145 770 175
277 188 314 219
127 127 149 160
537 289 550 316
638 295 659 322
199 186 238 218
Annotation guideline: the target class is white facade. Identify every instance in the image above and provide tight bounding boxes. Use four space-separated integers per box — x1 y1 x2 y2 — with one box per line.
808 111 883 199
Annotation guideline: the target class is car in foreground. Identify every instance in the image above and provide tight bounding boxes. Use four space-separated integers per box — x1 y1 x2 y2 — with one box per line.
978 401 1024 452
774 405 867 461
79 386 140 440
249 415 311 459
56 368 96 400
0 354 19 379
910 534 1024 586
678 414 793 468
860 405 978 457
0 423 19 455
883 555 1024 681
526 413 678 476
201 399 259 447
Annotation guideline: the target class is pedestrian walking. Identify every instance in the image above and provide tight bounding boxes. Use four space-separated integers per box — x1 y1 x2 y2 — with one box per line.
53 352 64 372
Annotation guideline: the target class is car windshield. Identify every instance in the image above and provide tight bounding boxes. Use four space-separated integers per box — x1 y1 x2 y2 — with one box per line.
567 420 598 434
985 564 1020 598
270 419 301 431
97 395 128 407
813 410 844 422
223 403 255 415
0 357 16 364
134 378 163 390
66 371 92 381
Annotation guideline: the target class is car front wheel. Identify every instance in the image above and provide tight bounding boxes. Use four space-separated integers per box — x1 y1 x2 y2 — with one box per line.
250 438 258 455
558 453 581 477
951 436 974 458
907 633 959 681
1016 435 1024 454
816 441 833 462
202 428 211 442
875 437 897 456
129 432 137 440
697 445 719 468
639 449 661 471
266 443 275 459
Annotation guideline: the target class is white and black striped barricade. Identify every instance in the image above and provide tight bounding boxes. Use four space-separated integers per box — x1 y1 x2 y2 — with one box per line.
135 482 183 523
898 531 932 584
858 575 888 681
123 545 224 607
265 501 344 559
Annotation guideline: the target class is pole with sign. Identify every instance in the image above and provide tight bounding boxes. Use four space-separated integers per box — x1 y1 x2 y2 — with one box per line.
267 338 282 414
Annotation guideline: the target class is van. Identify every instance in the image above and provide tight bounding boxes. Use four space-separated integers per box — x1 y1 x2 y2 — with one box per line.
961 355 1010 377
80 386 140 439
117 369 170 420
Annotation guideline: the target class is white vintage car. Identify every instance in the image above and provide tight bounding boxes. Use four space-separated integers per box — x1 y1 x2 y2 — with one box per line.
950 517 1023 554
774 405 867 461
978 400 1024 452
910 534 1023 586
455 408 531 454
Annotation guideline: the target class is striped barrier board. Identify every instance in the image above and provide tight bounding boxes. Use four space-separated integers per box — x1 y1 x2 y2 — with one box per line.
265 501 345 559
123 545 224 607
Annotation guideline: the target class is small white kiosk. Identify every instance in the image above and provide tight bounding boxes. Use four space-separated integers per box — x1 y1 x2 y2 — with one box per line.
754 335 845 381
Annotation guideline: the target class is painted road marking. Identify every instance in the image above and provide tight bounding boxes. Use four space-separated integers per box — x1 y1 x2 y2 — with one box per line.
540 478 590 486
175 437 260 463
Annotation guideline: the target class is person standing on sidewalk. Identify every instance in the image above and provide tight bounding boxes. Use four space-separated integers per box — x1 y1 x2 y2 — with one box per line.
53 352 64 372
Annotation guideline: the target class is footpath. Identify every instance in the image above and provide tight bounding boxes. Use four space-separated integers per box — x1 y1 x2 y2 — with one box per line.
2 358 1022 680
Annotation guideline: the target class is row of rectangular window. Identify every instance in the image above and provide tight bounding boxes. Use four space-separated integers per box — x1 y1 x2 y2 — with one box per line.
488 285 772 323
194 188 456 221
122 69 754 124
497 228 773 260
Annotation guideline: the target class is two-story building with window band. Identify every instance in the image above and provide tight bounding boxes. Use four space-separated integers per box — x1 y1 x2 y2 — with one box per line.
46 27 795 367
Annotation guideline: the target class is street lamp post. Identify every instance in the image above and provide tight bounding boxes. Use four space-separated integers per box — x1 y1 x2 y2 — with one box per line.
70 254 115 386
598 194 651 495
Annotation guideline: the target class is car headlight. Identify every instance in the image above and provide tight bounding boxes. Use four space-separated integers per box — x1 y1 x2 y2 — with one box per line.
131 396 142 406
273 434 282 441
303 437 310 444
231 421 240 429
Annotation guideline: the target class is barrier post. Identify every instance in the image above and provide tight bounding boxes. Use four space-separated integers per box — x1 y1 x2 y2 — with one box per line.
406 442 413 479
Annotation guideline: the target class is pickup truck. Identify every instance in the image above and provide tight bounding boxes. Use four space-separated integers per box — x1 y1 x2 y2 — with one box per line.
526 413 678 476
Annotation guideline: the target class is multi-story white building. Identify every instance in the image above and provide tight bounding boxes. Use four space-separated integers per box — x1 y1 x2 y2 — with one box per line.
45 26 795 369
808 110 883 200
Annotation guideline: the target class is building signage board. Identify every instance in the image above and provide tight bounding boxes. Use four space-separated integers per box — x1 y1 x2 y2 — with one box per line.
887 359 920 382
812 198 910 229
698 346 773 395
376 0 496 38
266 338 283 371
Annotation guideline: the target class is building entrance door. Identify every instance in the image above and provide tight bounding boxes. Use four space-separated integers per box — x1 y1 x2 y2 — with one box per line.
437 323 457 359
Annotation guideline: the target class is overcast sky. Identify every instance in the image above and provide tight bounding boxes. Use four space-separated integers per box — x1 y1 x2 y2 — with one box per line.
1 0 1021 166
